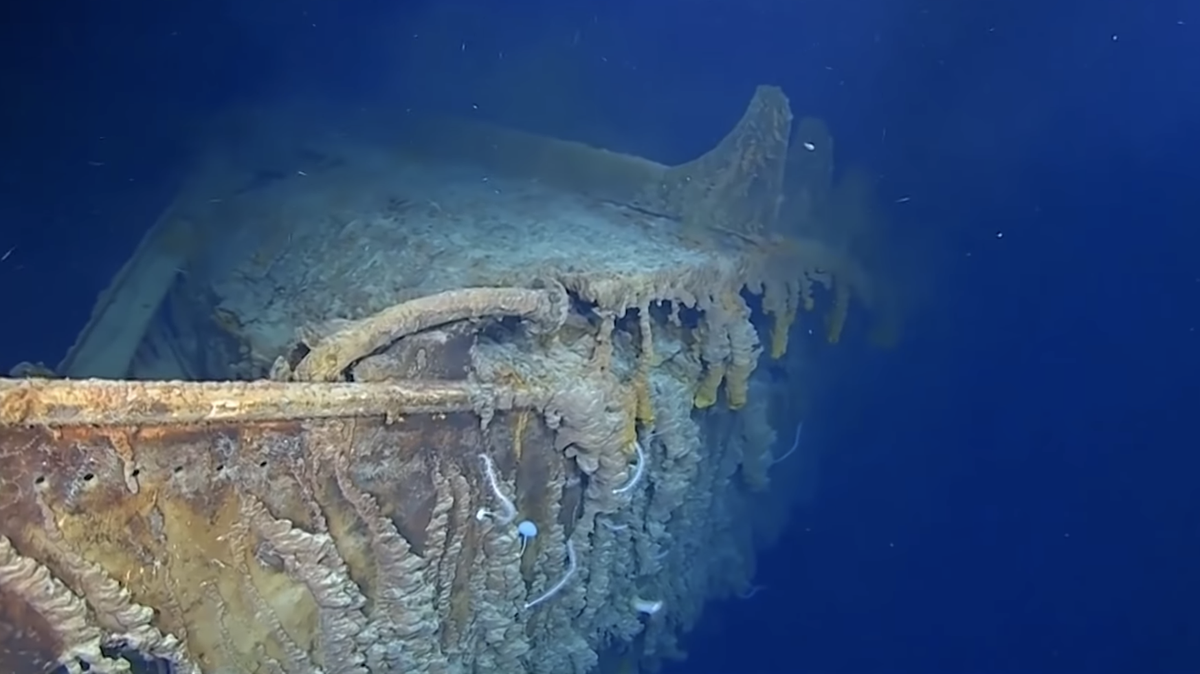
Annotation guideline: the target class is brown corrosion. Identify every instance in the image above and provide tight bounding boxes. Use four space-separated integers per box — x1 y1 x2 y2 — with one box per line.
0 377 563 673
0 378 478 427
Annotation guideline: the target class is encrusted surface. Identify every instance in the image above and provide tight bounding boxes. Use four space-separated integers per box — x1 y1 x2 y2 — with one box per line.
2 84 882 674
0 379 478 427
0 313 814 674
161 85 851 377
0 378 563 674
199 160 729 372
646 85 793 237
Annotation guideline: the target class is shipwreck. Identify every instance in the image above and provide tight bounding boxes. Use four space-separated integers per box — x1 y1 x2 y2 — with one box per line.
0 85 878 674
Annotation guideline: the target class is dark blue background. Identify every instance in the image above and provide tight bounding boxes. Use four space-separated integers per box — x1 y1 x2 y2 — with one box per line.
3 0 1198 671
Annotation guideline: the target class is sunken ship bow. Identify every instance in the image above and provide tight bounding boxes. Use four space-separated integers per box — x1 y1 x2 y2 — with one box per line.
0 86 878 674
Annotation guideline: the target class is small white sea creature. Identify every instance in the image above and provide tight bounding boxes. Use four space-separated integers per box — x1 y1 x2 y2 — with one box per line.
517 519 538 554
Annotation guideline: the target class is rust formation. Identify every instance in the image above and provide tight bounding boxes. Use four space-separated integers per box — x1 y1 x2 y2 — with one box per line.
0 378 560 674
2 86 886 673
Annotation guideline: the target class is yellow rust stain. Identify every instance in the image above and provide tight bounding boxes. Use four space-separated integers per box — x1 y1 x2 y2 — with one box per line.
241 544 320 662
33 472 276 672
634 305 657 427
619 386 639 456
512 409 529 462
633 372 654 426
491 364 529 391
448 525 478 635
50 479 162 600
158 491 242 629
693 362 726 409
321 474 376 605
769 307 796 359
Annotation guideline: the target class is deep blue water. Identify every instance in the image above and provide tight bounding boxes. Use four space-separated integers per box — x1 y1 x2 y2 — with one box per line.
3 0 1198 672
